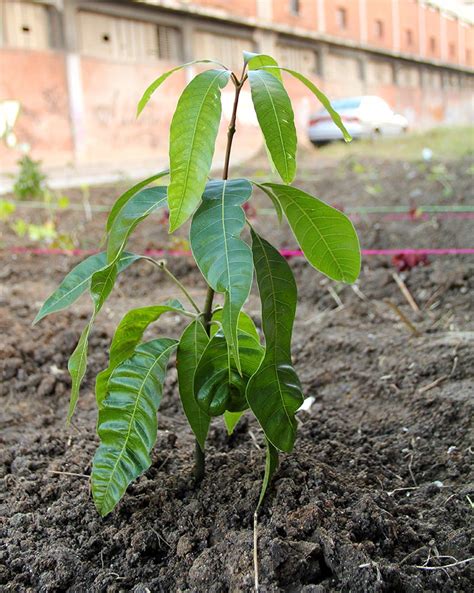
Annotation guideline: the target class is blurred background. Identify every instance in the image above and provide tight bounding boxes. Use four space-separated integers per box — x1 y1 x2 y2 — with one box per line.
0 0 473 183
1 7 473 588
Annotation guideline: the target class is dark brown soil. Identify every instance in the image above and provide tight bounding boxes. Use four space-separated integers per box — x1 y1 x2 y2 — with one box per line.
1 156 473 592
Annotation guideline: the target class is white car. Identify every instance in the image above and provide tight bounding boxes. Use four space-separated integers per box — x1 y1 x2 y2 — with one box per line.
308 96 408 146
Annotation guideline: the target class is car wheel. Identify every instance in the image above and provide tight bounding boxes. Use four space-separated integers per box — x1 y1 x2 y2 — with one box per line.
310 140 329 148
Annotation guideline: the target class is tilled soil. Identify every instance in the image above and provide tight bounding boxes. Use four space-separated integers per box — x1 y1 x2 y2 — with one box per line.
1 156 473 592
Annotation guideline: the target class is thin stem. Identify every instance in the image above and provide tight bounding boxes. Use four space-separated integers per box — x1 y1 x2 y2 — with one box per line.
144 257 201 314
194 68 246 484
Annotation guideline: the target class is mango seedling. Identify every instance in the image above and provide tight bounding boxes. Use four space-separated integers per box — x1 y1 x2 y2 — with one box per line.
35 52 361 517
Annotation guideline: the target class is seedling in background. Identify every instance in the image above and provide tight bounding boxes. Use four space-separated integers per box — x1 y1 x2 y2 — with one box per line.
35 53 361 518
12 154 46 200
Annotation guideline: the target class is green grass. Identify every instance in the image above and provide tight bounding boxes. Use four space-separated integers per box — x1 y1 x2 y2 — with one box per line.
316 126 474 161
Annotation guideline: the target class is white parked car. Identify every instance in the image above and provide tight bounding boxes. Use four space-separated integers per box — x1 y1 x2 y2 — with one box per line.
308 96 408 146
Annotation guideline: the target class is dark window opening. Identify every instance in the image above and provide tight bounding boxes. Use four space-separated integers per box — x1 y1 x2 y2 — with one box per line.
290 0 300 15
429 36 436 53
22 25 31 33
375 20 384 39
449 43 456 59
406 29 413 46
336 7 347 30
102 34 110 42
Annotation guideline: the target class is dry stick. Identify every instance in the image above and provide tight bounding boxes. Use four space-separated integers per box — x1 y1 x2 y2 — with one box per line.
195 67 246 484
418 375 448 394
384 299 421 337
411 557 474 571
254 512 260 592
48 470 90 479
392 272 420 314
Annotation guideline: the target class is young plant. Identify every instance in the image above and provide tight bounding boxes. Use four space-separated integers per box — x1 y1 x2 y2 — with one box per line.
35 53 361 516
13 154 46 200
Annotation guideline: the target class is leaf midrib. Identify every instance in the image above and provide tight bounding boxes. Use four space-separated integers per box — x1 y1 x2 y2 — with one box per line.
254 71 290 182
100 343 175 510
285 197 345 281
253 233 293 429
172 70 227 226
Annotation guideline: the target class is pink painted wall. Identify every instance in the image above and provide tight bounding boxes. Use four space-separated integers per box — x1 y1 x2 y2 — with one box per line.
0 49 73 169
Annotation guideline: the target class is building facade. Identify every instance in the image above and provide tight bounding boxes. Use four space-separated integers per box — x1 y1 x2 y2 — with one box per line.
0 0 473 170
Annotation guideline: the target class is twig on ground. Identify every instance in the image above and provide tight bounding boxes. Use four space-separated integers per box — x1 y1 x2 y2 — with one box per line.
392 272 420 314
151 527 171 548
407 452 417 487
410 557 474 571
418 375 448 394
399 546 429 565
47 470 90 479
253 511 260 592
249 431 262 451
327 286 344 309
351 284 369 301
384 299 421 336
418 355 458 393
387 486 420 496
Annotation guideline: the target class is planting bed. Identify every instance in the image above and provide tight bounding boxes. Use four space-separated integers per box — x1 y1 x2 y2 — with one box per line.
1 155 473 592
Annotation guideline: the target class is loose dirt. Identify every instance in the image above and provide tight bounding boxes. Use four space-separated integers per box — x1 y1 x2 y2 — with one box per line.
1 155 473 592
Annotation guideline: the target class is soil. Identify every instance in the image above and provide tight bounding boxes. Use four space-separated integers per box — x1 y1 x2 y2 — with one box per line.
1 154 473 592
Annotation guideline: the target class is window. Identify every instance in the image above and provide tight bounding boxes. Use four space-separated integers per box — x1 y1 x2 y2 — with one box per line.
336 7 347 30
193 31 253 71
466 49 472 65
77 12 182 62
157 25 182 61
449 43 456 59
290 0 300 15
406 29 413 47
2 0 50 50
429 36 436 53
276 44 317 76
375 20 384 39
329 98 362 110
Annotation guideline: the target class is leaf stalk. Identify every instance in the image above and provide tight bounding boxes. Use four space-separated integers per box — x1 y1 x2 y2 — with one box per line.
144 257 201 314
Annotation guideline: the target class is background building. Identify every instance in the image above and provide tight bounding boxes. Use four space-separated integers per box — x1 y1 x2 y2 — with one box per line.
0 0 473 171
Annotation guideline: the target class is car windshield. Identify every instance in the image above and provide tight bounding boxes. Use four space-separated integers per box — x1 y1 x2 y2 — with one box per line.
319 98 362 113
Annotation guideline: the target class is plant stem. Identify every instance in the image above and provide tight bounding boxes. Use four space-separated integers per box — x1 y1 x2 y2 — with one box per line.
194 69 246 483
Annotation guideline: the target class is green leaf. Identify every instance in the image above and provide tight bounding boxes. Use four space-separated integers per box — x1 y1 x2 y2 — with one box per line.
176 319 210 450
263 66 352 142
257 439 279 510
262 183 361 283
224 410 244 435
253 181 283 223
137 60 227 117
248 69 296 184
96 300 184 407
194 330 264 414
107 186 167 263
67 259 137 421
90 262 118 313
34 252 139 324
211 308 260 343
168 69 231 232
190 179 253 373
107 171 169 232
67 319 93 423
245 53 282 81
246 230 303 452
92 338 177 516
